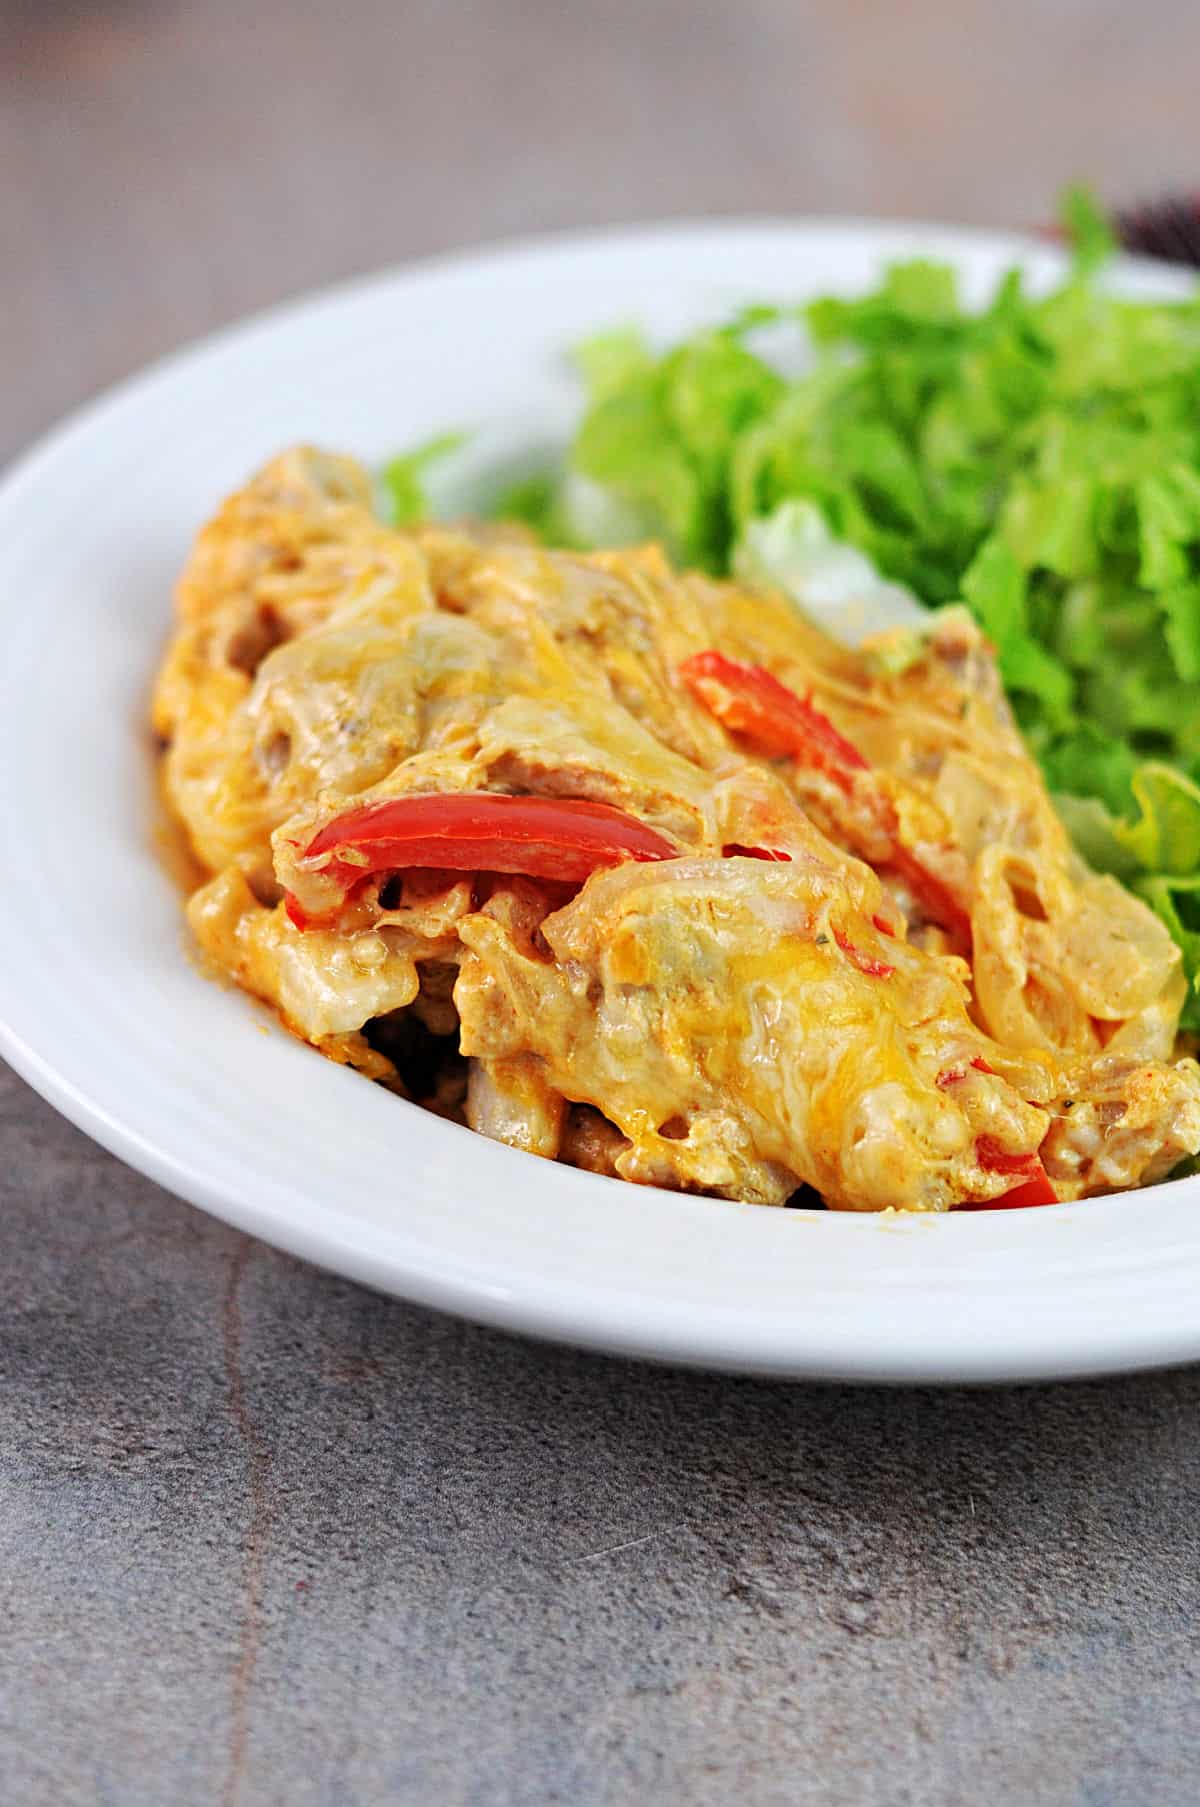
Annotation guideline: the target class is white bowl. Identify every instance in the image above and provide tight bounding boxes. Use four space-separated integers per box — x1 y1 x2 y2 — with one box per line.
2 218 1197 1384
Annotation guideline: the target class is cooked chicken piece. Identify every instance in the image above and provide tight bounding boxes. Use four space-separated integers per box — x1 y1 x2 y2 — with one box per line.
153 447 434 884
155 447 1200 1211
455 847 1190 1210
1041 1056 1200 1195
466 1055 566 1160
187 865 425 1083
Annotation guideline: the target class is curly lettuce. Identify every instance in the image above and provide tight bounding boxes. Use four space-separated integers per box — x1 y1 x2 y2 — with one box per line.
392 194 1200 1016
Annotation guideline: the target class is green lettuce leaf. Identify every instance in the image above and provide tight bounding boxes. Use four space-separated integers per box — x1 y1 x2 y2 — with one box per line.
382 432 468 524
1040 724 1136 816
395 187 1200 995
1116 763 1200 875
571 330 784 568
1051 794 1143 882
574 326 655 402
1136 875 1200 1031
1060 183 1117 275
1053 765 1200 1026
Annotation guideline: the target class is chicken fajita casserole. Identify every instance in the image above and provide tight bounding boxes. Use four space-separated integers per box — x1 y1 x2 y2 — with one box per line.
152 448 1200 1212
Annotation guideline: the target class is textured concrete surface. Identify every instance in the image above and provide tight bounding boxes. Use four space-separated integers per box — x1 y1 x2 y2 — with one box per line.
6 0 1200 468
6 1065 1200 1805
7 2 1200 1801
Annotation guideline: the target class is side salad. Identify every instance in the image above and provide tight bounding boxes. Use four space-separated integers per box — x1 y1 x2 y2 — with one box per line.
388 194 1200 1025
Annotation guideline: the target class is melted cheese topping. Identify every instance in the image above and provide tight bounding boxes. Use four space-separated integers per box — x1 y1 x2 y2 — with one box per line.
155 447 1200 1209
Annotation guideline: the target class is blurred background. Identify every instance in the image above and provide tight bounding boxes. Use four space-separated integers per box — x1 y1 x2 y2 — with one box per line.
3 0 1200 462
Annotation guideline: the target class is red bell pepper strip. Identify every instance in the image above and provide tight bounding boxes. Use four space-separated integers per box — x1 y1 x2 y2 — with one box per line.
680 650 972 951
937 1053 1000 1088
975 1134 1044 1176
882 846 974 953
286 793 676 925
679 651 868 794
721 843 793 861
957 1135 1058 1209
832 927 895 978
957 1171 1058 1210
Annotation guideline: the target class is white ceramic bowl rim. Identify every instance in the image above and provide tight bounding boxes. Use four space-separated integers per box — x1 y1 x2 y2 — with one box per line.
2 216 1198 1384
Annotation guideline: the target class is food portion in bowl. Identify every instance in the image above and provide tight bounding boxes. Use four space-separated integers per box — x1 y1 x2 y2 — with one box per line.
469 211 1200 1046
153 447 1200 1212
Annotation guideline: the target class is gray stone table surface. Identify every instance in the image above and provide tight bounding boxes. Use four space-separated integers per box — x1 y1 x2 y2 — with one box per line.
5 2 1200 1801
